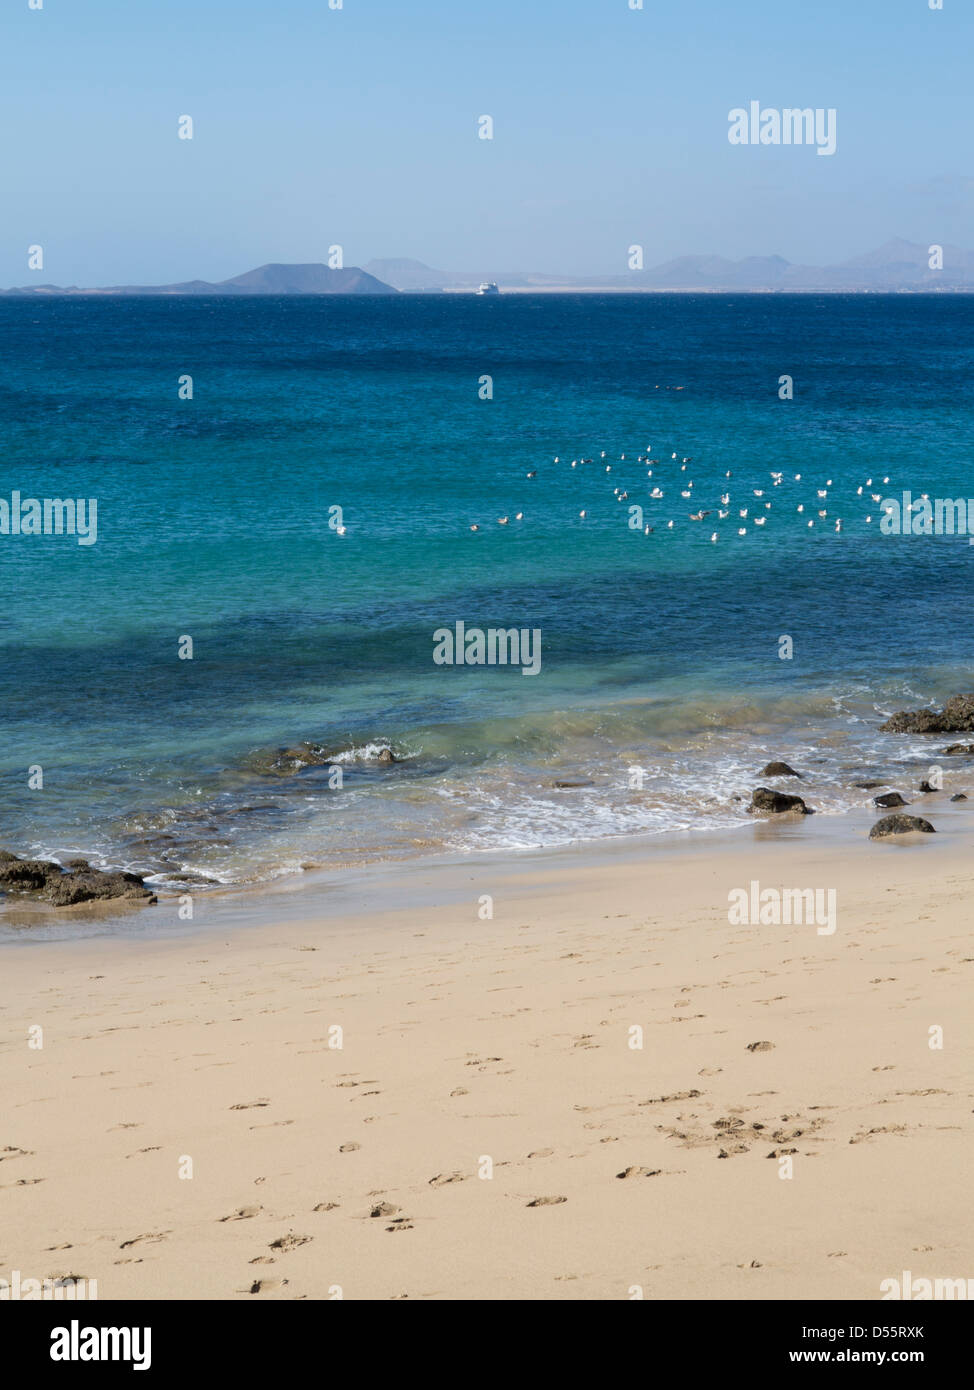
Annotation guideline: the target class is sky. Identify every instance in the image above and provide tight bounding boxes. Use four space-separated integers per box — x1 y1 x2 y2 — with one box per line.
2 0 972 284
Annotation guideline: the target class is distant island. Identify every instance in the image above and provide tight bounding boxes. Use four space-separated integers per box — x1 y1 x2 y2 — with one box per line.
4 240 973 297
365 239 974 293
0 263 398 297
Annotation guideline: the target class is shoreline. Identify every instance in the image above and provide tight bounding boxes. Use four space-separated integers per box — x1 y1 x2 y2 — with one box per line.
2 787 972 944
5 682 973 938
5 783 972 945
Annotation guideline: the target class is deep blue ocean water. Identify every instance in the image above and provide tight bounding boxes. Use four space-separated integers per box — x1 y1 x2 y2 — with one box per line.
1 292 973 888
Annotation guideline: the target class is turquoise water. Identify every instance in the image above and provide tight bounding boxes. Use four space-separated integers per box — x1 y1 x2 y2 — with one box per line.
1 293 973 887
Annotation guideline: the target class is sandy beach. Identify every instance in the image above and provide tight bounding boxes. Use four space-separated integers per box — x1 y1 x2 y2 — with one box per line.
1 812 971 1302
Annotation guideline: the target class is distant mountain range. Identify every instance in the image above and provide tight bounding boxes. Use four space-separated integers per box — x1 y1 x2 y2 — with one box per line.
3 241 973 296
365 240 974 292
0 263 397 297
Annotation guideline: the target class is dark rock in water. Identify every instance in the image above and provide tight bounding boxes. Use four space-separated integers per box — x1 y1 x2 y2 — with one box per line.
44 871 156 907
553 779 593 788
869 814 935 839
247 748 291 776
879 709 948 734
748 787 811 815
854 781 883 790
942 694 974 728
0 852 156 907
247 743 336 777
760 761 802 778
942 744 974 756
874 792 907 808
880 694 974 735
951 793 968 801
918 781 937 793
0 859 60 892
283 743 335 765
65 857 93 871
247 741 397 774
158 871 220 885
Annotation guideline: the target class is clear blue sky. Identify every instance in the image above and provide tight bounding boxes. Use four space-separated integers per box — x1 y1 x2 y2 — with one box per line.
3 0 971 283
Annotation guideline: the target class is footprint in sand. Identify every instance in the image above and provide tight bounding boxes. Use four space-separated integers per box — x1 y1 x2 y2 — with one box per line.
119 1232 169 1249
527 1196 567 1207
429 1172 468 1186
746 1041 775 1053
339 1142 360 1153
641 1090 703 1105
370 1202 399 1218
385 1217 414 1232
616 1166 662 1179
526 1149 554 1159
230 1099 270 1110
0 1147 33 1161
248 1278 288 1294
219 1206 262 1222
849 1124 908 1144
313 1202 340 1212
269 1234 312 1252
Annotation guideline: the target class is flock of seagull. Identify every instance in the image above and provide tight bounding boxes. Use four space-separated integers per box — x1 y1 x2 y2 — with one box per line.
469 447 896 542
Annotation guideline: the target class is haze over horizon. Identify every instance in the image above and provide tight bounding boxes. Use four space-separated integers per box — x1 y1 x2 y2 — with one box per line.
6 237 974 295
3 0 972 286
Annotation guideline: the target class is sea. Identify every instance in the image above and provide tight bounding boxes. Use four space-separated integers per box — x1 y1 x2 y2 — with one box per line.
1 291 972 894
